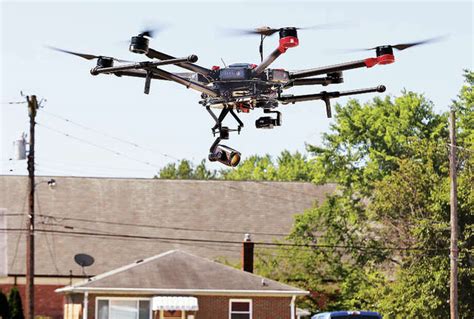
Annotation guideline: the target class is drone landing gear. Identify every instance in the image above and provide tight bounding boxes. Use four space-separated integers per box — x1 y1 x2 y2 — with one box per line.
206 106 243 167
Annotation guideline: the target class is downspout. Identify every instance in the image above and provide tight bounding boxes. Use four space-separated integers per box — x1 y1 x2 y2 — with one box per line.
83 291 89 319
290 295 296 319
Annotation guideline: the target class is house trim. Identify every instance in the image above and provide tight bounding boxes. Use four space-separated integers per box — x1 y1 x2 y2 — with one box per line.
56 287 308 297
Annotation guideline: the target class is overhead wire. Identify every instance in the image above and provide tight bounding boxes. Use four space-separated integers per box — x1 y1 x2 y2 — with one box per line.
1 212 292 237
33 213 291 237
39 109 179 160
8 189 28 271
37 122 163 170
35 193 61 274
0 228 449 253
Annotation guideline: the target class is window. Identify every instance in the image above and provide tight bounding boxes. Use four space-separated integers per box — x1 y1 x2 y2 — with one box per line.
96 298 151 319
229 299 252 319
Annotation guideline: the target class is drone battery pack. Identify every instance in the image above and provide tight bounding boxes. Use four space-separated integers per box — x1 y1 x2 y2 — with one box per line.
219 68 251 81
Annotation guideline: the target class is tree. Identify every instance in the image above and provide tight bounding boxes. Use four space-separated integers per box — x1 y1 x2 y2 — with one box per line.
155 159 217 180
0 290 10 319
155 151 318 182
8 287 24 319
254 71 473 317
221 151 317 182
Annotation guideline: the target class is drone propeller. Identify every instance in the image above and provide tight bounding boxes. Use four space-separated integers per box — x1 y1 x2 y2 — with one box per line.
345 35 447 52
47 46 131 63
135 23 168 38
225 23 344 37
137 29 157 38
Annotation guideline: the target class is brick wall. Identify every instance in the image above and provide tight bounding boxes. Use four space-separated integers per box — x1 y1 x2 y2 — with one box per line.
0 286 296 319
197 295 293 319
0 284 64 319
86 294 294 319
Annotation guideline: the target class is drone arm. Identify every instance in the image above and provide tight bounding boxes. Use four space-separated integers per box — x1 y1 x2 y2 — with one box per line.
111 70 197 81
278 85 386 118
290 54 395 79
284 74 344 88
253 47 284 76
278 85 386 103
149 67 219 97
290 59 367 79
90 56 196 75
111 69 168 80
253 34 300 76
146 48 212 77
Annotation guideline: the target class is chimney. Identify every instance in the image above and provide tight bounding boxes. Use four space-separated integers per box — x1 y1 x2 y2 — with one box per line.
242 233 254 273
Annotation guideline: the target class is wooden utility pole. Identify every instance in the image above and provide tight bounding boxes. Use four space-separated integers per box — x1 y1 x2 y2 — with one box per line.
449 110 459 319
26 95 38 319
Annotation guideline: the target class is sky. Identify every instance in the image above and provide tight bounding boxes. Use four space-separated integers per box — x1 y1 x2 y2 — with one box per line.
1 0 472 178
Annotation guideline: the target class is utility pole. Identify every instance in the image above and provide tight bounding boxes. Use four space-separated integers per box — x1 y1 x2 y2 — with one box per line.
449 110 458 319
26 95 38 319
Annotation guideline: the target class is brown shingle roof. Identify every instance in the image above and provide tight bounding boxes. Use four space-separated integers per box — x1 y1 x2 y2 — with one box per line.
0 175 335 277
57 250 307 295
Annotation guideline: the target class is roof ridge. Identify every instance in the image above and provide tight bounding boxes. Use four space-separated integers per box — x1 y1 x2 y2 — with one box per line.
71 250 178 288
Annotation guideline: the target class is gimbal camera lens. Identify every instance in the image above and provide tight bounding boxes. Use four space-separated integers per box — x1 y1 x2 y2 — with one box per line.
208 144 241 167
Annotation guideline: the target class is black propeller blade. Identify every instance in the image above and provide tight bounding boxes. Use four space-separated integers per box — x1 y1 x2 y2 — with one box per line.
47 46 131 63
136 23 168 38
350 35 447 52
224 23 345 37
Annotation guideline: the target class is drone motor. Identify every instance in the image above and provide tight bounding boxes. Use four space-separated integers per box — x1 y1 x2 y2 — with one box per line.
96 57 114 68
278 27 299 51
375 45 395 65
129 36 149 54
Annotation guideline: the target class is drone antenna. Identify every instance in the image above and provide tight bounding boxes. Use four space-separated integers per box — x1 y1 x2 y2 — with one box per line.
221 58 227 68
259 34 266 62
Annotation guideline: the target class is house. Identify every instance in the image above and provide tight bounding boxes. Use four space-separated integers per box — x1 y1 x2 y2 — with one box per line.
56 249 308 319
0 175 334 318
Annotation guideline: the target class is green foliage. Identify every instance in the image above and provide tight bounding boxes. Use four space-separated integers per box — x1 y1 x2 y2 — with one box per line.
221 150 318 181
254 71 473 318
308 92 447 195
0 290 10 319
8 287 24 319
155 159 217 180
155 151 318 182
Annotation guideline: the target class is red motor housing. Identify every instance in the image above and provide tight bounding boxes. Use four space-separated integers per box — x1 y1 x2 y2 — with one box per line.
278 27 299 52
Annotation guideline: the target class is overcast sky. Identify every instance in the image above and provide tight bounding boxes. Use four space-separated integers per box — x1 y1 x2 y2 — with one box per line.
1 0 472 178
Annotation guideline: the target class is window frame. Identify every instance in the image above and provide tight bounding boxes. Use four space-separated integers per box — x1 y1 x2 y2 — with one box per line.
95 297 152 319
228 298 252 319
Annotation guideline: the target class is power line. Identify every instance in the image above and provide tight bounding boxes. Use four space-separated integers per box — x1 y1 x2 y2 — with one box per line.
0 228 449 253
37 122 163 170
35 213 290 237
39 109 179 160
2 212 292 237
1 101 27 105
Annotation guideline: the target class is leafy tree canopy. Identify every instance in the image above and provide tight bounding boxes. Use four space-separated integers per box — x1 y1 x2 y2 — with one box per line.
155 151 317 182
256 71 473 318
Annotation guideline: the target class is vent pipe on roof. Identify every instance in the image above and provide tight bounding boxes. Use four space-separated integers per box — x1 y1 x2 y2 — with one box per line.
242 233 254 273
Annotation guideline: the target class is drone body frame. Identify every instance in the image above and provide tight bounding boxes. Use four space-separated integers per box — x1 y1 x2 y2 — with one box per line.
55 27 438 166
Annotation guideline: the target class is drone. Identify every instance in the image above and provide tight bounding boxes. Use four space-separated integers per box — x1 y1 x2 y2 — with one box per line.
50 26 441 167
